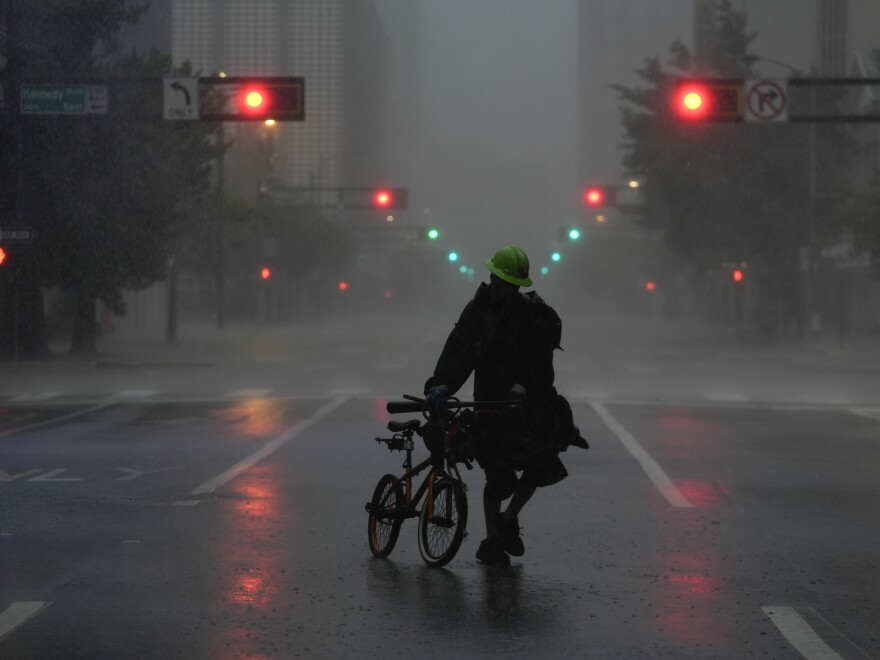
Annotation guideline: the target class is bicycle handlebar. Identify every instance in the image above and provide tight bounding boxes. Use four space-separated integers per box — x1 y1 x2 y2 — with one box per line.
386 395 522 415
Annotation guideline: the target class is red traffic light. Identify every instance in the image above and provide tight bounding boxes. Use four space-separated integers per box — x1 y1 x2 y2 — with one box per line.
674 79 742 121
0 247 6 266
732 268 744 283
584 188 603 206
240 85 270 117
645 280 657 292
584 186 615 207
338 280 350 291
373 189 394 208
260 267 271 280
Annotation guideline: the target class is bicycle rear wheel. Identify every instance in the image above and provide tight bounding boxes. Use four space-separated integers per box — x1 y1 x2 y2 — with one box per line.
367 474 404 558
417 478 467 567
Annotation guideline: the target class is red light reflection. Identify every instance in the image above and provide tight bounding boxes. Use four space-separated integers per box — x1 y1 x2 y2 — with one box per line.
213 398 289 437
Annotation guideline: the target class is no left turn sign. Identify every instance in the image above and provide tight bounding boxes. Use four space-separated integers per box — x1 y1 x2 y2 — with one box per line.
744 79 788 123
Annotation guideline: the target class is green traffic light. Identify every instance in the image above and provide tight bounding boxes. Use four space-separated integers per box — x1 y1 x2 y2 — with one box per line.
448 252 458 262
551 252 561 262
427 228 440 240
540 266 549 275
568 228 581 240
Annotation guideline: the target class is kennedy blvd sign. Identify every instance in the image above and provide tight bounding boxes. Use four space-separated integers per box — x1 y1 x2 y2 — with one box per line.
21 84 108 115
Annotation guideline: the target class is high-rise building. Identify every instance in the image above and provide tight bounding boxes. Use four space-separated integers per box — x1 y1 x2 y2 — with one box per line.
170 0 389 193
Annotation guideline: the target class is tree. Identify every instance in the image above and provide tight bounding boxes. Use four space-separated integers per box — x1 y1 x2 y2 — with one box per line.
831 169 880 269
1 1 218 355
613 1 811 339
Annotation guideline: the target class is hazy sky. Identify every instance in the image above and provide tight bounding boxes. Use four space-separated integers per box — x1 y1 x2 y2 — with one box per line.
415 0 579 265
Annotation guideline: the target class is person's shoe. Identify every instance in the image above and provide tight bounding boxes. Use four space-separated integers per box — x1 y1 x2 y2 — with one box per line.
499 517 524 556
476 536 510 565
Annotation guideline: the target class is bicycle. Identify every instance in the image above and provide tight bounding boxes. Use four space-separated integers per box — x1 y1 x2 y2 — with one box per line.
365 394 480 567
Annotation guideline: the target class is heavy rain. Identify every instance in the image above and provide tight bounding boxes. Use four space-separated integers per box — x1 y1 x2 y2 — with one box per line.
1 1 880 658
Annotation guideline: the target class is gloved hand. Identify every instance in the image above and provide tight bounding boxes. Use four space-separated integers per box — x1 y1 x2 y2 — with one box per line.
423 384 449 409
504 384 526 414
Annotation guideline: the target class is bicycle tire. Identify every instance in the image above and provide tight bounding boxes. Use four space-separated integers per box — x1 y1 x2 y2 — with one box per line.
367 474 404 558
417 478 467 567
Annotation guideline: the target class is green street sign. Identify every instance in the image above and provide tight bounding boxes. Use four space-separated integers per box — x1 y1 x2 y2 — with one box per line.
20 84 108 115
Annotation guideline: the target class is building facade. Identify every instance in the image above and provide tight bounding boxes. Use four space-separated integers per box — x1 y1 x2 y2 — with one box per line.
170 0 389 193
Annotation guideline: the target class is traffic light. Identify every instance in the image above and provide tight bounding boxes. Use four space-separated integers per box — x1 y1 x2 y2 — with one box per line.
645 280 657 292
260 267 271 280
0 247 6 266
551 251 562 262
583 186 616 208
732 268 744 283
567 228 581 241
426 228 440 240
368 187 407 210
201 77 305 121
674 79 742 121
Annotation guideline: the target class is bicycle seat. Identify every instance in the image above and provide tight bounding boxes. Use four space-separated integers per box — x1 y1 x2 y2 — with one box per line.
387 419 421 433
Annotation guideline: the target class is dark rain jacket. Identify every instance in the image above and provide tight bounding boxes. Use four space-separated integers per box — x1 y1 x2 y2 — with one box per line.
426 283 562 427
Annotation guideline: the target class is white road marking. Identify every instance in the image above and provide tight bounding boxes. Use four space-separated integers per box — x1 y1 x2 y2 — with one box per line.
115 390 159 400
704 391 748 403
0 402 111 438
191 396 348 496
229 389 273 398
590 401 692 508
116 466 184 481
10 392 61 402
848 407 880 422
0 469 43 482
174 500 201 507
761 606 844 660
28 469 84 482
0 601 50 642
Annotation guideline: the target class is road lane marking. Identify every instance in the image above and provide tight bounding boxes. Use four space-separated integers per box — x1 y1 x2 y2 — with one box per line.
590 401 693 508
117 466 183 481
11 392 61 402
229 389 273 398
704 391 748 403
761 606 844 660
28 468 84 482
115 390 159 400
848 407 880 422
0 601 50 642
191 396 348 496
174 500 201 506
0 469 43 482
0 402 111 438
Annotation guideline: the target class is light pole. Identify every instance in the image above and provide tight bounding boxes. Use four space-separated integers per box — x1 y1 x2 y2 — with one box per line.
747 56 817 338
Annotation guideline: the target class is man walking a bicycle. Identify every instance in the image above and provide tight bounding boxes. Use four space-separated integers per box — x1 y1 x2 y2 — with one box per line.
424 245 587 565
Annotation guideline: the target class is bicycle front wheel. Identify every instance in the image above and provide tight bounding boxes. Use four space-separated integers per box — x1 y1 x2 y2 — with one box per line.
367 474 404 558
417 478 467 567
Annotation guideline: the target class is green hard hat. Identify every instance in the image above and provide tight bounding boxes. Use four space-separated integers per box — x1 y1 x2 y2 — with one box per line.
486 245 532 287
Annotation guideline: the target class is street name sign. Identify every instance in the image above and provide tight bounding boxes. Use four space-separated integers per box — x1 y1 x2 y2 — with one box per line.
0 227 35 243
20 84 108 115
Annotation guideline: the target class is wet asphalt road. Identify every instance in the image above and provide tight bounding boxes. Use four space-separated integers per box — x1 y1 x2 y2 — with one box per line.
1 313 879 658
